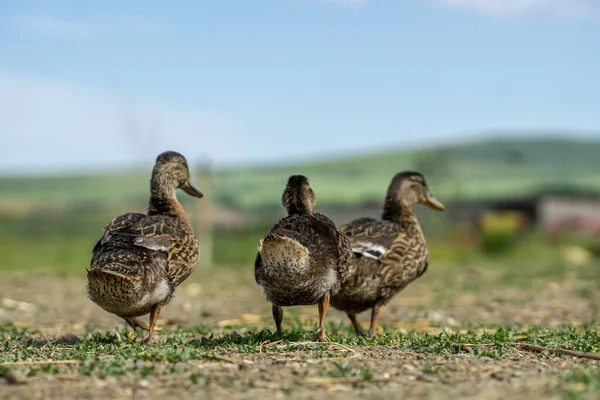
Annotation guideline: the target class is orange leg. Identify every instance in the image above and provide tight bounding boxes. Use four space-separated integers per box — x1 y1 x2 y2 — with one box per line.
347 313 366 337
368 304 381 338
125 317 162 332
310 293 330 342
272 305 284 333
143 304 162 344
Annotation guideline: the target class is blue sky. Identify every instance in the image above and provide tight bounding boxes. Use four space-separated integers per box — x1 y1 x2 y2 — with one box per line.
1 0 599 173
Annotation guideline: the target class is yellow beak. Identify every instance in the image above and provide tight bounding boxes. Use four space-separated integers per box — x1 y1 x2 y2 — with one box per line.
424 194 445 211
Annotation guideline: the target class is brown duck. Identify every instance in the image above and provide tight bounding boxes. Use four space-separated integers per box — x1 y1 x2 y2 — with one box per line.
254 175 353 342
87 151 204 344
329 171 445 337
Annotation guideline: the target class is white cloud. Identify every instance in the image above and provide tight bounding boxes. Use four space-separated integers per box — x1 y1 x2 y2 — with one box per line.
435 0 600 18
8 13 171 39
0 73 246 173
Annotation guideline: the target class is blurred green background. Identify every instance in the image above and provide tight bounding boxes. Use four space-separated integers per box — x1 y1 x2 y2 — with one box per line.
2 135 600 274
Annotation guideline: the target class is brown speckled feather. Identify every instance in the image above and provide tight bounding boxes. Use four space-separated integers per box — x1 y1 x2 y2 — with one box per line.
86 151 203 341
89 213 151 281
330 171 444 335
255 174 354 342
90 212 199 288
87 212 175 319
312 212 353 287
254 212 351 306
330 214 429 314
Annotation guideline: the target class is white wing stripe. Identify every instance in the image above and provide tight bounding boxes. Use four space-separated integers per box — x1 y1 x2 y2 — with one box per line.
352 241 388 260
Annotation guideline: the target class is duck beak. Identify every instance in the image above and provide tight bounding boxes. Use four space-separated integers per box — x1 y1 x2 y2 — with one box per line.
182 180 204 198
424 193 445 211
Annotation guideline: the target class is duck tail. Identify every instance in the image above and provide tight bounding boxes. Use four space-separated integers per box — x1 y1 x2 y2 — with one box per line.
258 234 309 271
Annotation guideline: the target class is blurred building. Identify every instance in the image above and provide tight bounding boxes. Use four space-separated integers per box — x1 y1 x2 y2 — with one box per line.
451 187 600 238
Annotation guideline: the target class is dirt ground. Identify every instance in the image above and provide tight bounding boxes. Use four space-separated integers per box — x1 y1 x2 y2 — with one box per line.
1 262 599 400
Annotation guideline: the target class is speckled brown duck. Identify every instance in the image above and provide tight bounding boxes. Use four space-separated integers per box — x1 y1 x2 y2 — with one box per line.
87 151 204 344
329 171 445 337
254 175 353 342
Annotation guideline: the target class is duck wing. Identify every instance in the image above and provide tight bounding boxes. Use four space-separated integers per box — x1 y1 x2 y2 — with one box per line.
132 215 199 287
90 213 150 280
91 213 196 285
341 217 428 289
312 212 353 284
341 217 401 261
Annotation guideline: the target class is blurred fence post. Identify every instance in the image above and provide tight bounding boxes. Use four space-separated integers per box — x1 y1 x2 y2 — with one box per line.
193 154 213 268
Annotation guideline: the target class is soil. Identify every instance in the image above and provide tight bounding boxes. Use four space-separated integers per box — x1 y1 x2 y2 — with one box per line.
0 263 599 400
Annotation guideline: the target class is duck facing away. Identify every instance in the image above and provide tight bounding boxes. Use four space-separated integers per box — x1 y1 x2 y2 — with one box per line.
87 151 204 344
329 171 445 337
254 175 353 342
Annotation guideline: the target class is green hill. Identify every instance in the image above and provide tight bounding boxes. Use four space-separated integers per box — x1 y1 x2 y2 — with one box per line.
1 136 599 210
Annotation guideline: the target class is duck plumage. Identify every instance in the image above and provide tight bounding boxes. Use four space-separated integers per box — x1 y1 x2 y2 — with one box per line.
87 151 204 344
329 171 445 337
254 175 352 342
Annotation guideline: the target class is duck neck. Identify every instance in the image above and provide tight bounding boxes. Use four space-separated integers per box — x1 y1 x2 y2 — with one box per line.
382 198 422 235
284 189 314 216
147 177 193 231
286 202 312 216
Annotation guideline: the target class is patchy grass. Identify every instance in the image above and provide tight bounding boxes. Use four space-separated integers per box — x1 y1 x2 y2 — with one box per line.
0 321 599 399
1 322 598 381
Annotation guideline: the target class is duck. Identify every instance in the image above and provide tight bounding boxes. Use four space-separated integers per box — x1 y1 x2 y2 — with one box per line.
87 151 204 344
254 175 353 342
329 171 445 337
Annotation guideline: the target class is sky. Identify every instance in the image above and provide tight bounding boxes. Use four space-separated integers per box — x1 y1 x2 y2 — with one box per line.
1 0 599 173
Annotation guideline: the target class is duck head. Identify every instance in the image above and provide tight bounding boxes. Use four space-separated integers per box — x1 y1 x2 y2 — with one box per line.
151 151 204 199
282 175 316 216
387 171 444 211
